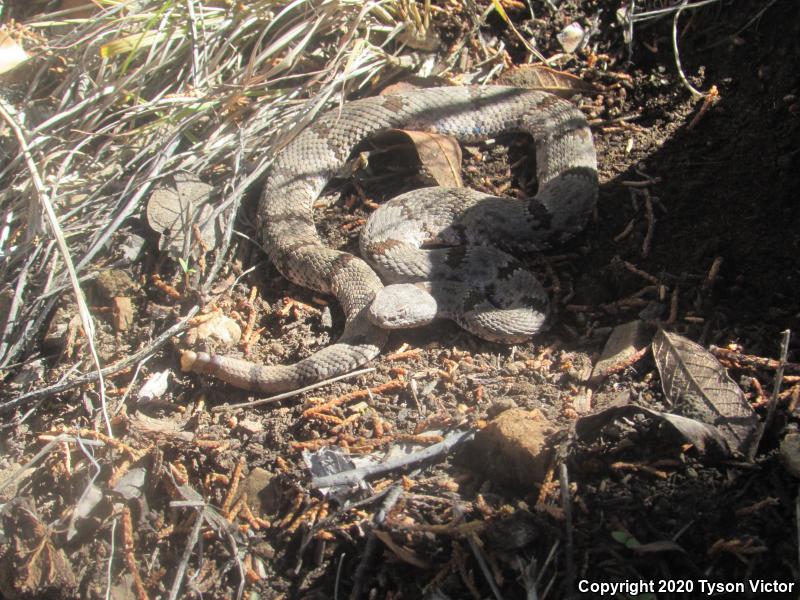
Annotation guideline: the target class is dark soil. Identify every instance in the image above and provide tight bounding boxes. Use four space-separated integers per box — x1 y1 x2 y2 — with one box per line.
2 0 799 599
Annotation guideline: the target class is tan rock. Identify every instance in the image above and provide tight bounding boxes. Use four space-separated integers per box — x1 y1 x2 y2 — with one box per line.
112 296 134 331
470 408 558 489
184 312 241 349
94 269 136 301
590 320 650 383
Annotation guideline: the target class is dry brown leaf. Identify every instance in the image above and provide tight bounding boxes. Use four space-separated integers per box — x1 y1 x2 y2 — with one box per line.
374 129 463 188
652 328 758 459
497 65 599 97
1 499 78 596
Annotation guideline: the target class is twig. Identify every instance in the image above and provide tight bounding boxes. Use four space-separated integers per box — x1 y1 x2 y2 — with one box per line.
334 552 346 600
672 0 705 99
620 258 659 285
628 0 722 24
350 485 404 600
763 330 792 440
311 429 475 489
167 503 205 600
613 218 635 242
467 532 504 600
0 306 199 414
303 378 405 419
490 0 549 64
169 479 247 600
703 256 724 291
560 463 575 600
210 367 376 412
710 345 800 373
105 517 117 600
687 85 720 130
642 192 655 257
666 287 679 325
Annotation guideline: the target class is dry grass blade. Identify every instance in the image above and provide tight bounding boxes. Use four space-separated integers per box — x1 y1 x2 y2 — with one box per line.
489 0 549 64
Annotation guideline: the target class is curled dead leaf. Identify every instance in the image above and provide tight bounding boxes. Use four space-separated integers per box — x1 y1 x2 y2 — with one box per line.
370 129 463 188
653 328 758 459
146 173 217 258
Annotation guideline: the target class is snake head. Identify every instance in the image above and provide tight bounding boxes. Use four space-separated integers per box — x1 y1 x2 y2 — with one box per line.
368 283 438 329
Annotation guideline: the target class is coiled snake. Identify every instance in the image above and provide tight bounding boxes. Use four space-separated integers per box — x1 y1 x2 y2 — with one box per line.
181 86 597 392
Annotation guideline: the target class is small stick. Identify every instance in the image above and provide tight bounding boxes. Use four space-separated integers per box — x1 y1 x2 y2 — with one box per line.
350 485 404 600
613 218 635 242
703 256 724 291
560 463 576 600
105 517 117 600
672 0 705 99
710 345 800 373
687 85 720 130
666 287 679 325
386 348 422 361
467 532 504 600
642 193 655 257
221 457 246 515
620 259 659 285
621 179 662 188
588 112 643 128
763 330 792 439
167 505 205 600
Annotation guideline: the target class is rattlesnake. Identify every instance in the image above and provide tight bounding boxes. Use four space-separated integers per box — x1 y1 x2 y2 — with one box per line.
181 86 597 392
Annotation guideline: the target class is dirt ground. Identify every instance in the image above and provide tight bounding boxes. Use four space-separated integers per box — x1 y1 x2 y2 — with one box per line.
2 0 799 598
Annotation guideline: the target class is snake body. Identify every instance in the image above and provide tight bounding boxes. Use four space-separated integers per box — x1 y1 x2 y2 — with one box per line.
182 86 597 392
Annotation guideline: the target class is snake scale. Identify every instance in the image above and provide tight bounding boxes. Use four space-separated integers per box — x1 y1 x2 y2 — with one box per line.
181 86 598 392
